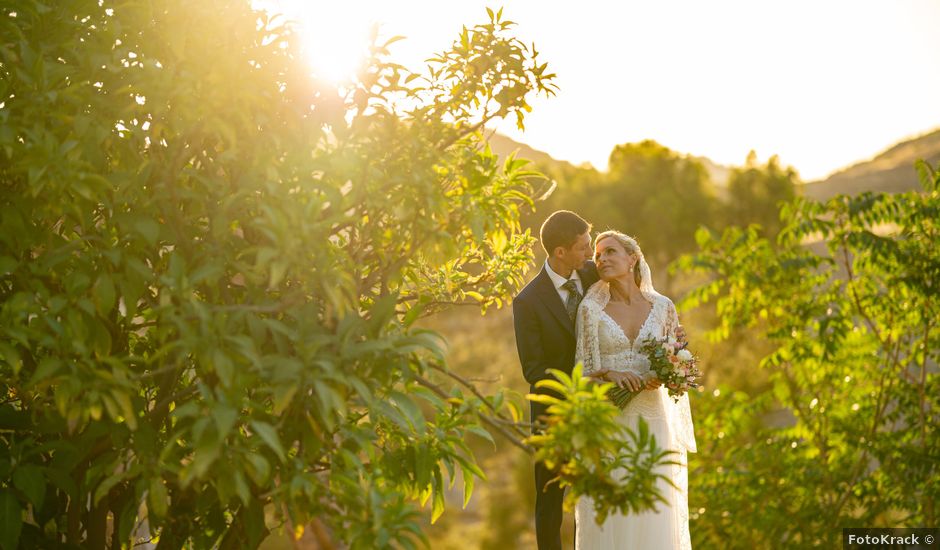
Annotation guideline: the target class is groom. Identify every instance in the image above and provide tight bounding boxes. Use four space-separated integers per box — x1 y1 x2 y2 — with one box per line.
512 210 600 550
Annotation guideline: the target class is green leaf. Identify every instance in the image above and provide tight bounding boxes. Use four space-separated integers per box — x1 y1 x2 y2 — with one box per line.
465 424 494 446
272 383 298 415
454 454 485 481
112 389 138 430
212 349 234 387
134 218 161 245
461 464 474 508
116 497 139 543
243 498 267 547
389 391 426 434
27 357 63 388
0 490 23 550
148 478 168 520
233 470 250 506
430 469 445 524
533 379 567 395
249 420 286 462
211 405 238 441
0 344 21 380
92 273 116 315
368 292 399 333
526 393 561 405
12 465 45 512
245 453 270 486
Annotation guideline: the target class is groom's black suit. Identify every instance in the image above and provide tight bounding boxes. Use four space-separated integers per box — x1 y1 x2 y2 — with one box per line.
512 261 599 550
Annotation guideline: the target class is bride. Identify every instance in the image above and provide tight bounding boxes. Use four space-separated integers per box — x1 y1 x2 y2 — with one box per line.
574 230 697 550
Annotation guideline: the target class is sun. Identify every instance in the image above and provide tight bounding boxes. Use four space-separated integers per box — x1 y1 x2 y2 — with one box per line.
268 0 373 84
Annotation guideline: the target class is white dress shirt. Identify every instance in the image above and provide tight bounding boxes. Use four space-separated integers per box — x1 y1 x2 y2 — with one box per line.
545 260 583 304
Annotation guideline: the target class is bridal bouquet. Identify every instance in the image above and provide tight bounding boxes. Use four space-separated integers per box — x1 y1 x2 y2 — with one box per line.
607 337 702 409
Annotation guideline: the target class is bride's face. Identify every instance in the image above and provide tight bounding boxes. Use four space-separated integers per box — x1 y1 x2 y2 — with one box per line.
594 237 636 281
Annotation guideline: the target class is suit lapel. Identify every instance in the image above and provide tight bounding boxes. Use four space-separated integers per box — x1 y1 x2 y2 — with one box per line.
534 267 575 336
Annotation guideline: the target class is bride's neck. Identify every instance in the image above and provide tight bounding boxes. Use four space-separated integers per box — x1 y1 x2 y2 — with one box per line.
607 277 642 303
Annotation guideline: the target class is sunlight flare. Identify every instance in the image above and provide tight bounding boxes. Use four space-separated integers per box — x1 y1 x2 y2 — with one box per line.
276 0 373 83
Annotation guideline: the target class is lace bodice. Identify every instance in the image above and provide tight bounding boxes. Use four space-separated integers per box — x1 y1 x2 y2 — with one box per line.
598 304 662 367
579 282 677 373
575 280 696 452
595 300 670 417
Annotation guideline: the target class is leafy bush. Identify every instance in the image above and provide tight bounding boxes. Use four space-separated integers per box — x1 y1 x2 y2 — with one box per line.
679 162 940 547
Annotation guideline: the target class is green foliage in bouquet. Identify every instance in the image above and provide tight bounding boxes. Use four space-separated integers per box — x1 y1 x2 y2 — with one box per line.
0 2 594 548
677 161 940 548
526 365 676 524
605 338 701 409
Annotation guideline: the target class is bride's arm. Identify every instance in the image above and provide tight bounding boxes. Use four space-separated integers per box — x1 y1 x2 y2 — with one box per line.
575 300 607 380
646 297 683 391
664 296 698 451
665 298 681 342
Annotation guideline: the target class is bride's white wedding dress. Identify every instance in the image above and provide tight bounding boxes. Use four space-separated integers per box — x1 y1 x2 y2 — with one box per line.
574 280 696 550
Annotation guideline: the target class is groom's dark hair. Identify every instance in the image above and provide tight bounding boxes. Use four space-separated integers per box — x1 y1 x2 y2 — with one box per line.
540 210 591 255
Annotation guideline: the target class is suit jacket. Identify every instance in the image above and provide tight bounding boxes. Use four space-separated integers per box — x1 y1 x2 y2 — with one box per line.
512 261 599 428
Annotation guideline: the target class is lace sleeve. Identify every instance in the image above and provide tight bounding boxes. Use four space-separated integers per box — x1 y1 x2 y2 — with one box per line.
575 297 601 375
575 282 608 376
664 299 679 341
663 297 697 453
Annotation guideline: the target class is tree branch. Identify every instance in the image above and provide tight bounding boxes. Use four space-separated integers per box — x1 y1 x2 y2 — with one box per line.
427 363 529 439
412 373 532 453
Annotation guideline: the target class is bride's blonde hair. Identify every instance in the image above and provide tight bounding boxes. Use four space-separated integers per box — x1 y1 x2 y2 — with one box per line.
595 230 643 287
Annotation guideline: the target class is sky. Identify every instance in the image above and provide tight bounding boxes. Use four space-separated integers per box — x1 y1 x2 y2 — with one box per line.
269 0 940 181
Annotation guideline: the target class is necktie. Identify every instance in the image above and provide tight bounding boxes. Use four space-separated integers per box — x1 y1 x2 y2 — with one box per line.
562 279 582 321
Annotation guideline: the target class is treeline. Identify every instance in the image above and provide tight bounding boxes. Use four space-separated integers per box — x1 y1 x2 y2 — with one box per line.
521 140 799 285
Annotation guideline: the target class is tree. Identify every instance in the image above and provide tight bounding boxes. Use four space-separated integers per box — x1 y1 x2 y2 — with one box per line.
724 151 799 237
606 141 717 268
544 140 718 286
676 161 939 547
0 2 665 548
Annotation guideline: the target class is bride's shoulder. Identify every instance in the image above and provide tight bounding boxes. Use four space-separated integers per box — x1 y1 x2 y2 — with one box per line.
581 280 608 307
652 293 677 313
586 280 608 295
657 293 675 306
585 279 604 294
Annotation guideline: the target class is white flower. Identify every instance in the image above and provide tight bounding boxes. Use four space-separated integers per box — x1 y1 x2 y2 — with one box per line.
677 349 693 362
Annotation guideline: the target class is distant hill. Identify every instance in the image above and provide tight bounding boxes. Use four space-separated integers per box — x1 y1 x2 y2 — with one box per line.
487 133 734 186
802 129 940 200
485 128 940 199
486 133 577 171
691 155 732 188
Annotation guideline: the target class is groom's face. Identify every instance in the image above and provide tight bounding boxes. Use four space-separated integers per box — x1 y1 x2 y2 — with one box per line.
559 231 593 271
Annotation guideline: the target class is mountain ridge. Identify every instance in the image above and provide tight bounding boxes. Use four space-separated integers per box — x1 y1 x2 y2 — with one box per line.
486 129 940 199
